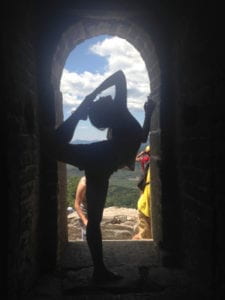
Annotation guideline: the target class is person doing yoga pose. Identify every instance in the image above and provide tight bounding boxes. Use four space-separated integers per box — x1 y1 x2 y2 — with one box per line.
43 70 155 283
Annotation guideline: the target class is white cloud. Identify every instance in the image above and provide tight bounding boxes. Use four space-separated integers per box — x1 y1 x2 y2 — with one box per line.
60 36 150 114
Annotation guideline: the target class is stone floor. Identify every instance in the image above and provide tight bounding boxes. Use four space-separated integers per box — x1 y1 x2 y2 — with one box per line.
29 241 210 299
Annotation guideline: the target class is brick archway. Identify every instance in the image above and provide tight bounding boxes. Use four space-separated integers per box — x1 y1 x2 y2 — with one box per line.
50 17 162 258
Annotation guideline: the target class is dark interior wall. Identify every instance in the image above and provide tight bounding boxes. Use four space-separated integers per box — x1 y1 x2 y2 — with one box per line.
3 2 40 297
3 1 225 298
173 3 216 283
170 3 225 294
153 3 225 295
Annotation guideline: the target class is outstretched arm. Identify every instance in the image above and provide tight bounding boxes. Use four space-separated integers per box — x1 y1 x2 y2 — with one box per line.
92 70 127 109
40 96 93 163
142 97 156 142
54 96 93 144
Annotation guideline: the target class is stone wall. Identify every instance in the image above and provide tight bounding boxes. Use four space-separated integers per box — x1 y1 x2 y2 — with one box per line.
3 3 40 297
68 207 139 241
172 4 222 291
3 1 225 299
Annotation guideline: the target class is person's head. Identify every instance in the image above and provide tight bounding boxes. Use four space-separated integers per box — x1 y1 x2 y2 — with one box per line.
88 96 116 130
145 145 150 154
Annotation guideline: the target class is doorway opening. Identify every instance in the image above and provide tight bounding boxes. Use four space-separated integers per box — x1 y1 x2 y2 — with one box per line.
50 18 162 259
59 34 152 241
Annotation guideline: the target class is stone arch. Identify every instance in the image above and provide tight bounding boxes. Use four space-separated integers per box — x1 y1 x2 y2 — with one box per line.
50 17 162 255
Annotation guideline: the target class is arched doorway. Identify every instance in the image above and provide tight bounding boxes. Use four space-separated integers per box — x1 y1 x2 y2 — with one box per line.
50 17 162 265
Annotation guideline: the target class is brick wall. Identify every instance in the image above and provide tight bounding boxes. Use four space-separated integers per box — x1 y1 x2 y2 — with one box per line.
171 4 225 295
4 3 40 297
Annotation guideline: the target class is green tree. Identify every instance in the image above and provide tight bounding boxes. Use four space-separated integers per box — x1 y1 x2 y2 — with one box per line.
66 173 140 209
106 185 139 208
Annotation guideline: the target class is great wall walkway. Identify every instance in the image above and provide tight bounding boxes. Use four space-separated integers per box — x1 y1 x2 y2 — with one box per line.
29 241 210 299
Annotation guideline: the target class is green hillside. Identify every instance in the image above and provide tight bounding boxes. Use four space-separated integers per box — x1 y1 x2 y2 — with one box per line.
66 163 143 208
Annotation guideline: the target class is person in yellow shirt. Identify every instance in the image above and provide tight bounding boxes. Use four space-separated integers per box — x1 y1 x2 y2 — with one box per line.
132 146 152 239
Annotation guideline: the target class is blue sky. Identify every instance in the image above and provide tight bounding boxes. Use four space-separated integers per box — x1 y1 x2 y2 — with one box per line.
60 35 150 141
64 35 109 74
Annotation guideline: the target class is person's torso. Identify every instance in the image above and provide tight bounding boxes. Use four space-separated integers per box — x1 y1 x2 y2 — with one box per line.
82 111 142 174
108 111 143 170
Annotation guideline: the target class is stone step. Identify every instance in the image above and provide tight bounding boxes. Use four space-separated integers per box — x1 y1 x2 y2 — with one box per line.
30 241 205 299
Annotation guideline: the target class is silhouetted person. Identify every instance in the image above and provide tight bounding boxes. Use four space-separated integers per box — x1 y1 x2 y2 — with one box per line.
133 145 152 240
42 70 155 283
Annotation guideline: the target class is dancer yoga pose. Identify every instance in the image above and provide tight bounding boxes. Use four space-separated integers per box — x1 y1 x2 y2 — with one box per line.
43 70 155 283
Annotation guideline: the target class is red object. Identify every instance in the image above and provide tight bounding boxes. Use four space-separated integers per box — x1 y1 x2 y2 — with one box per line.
140 154 150 171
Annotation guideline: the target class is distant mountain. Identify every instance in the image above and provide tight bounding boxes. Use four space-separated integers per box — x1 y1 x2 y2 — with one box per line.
73 139 149 149
72 139 102 144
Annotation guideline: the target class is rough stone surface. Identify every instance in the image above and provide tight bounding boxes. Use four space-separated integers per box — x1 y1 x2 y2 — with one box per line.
67 206 139 240
30 242 208 299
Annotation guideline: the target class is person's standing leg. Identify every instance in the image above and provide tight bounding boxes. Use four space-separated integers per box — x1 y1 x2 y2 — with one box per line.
85 175 108 273
85 173 122 282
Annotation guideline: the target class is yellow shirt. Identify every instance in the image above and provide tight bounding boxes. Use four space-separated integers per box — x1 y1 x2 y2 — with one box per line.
137 169 151 217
